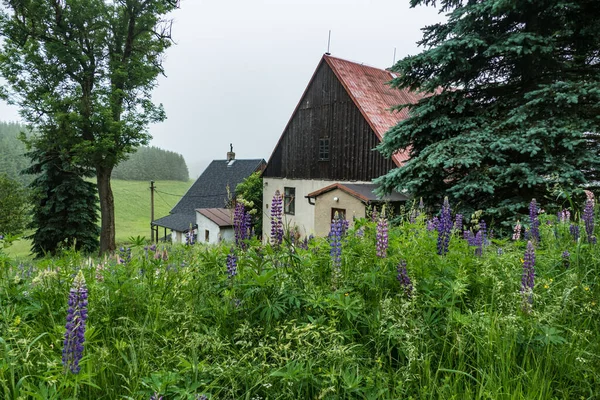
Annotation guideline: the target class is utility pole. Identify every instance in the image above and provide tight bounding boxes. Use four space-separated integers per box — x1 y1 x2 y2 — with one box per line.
150 180 155 242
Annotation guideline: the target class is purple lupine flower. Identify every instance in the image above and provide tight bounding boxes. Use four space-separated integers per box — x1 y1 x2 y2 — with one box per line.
454 214 463 231
397 260 413 298
479 220 488 245
329 214 344 286
497 248 503 256
521 241 536 312
356 227 364 238
376 217 389 258
529 199 540 243
62 270 88 374
562 250 570 268
512 220 522 240
570 224 580 241
150 393 163 400
226 248 237 278
474 231 483 256
270 191 284 246
436 197 452 256
418 197 424 210
558 209 571 223
427 217 439 231
117 247 131 264
234 202 251 248
409 209 418 224
583 198 595 244
196 395 208 400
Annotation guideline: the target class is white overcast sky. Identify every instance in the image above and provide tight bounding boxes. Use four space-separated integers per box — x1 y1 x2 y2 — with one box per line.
0 0 446 177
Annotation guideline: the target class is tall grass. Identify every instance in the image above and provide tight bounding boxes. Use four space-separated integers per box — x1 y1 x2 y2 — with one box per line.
0 208 598 399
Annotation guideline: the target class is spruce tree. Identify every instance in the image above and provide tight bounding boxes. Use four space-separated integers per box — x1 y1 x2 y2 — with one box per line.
26 137 99 257
377 0 600 224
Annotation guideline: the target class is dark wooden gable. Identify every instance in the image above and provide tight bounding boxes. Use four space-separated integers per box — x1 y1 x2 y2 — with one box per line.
262 59 397 181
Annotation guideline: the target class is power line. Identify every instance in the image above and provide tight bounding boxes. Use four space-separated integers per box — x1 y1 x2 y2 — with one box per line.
154 189 230 199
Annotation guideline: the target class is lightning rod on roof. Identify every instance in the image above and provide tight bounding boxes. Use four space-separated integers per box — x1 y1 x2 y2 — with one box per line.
393 47 397 66
326 30 331 55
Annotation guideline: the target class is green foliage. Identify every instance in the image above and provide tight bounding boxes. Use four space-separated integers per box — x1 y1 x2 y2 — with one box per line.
25 137 100 257
235 171 263 236
0 0 180 253
377 0 600 227
0 174 28 236
0 122 31 186
1 199 599 398
112 146 189 182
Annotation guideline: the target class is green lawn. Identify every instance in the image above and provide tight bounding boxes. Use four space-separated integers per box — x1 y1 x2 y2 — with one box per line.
5 179 192 258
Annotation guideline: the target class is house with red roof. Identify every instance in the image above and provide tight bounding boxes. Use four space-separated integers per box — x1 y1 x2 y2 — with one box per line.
262 54 429 237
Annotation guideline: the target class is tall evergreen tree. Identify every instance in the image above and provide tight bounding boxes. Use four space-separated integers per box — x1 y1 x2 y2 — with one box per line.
377 0 600 223
26 136 99 257
0 0 179 253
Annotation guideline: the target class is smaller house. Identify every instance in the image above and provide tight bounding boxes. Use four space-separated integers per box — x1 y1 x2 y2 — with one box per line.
196 208 234 245
306 183 408 236
152 148 266 244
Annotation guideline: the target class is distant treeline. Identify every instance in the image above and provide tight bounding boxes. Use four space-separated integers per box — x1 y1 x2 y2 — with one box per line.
112 146 189 181
0 121 32 186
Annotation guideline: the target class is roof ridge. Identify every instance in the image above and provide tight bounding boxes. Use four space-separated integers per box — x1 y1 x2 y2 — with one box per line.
323 53 392 75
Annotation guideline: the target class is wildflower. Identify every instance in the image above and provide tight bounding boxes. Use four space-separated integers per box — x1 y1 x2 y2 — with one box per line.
497 248 503 256
185 229 196 245
397 260 413 298
529 199 540 243
270 191 284 246
583 197 596 244
479 220 488 245
512 220 522 241
454 213 463 231
418 197 424 210
234 202 251 248
329 213 344 287
562 250 570 268
570 224 580 242
196 395 208 400
436 197 452 256
226 247 237 278
150 393 163 400
521 241 535 313
558 209 571 223
62 270 88 374
376 217 388 258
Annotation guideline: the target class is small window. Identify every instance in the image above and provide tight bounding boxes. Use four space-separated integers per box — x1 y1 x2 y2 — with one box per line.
319 138 330 161
284 187 295 215
331 208 346 221
205 229 210 242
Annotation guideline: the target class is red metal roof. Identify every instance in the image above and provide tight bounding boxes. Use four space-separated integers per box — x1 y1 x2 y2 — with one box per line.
324 54 429 166
196 208 233 227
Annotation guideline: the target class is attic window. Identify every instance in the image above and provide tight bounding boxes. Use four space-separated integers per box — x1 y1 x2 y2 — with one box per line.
319 138 330 161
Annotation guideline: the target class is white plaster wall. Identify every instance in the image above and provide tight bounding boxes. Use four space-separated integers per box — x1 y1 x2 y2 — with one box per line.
314 188 366 237
196 213 223 245
262 177 371 238
196 212 235 245
172 230 183 244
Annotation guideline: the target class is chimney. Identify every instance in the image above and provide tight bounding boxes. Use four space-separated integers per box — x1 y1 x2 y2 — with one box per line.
227 143 235 162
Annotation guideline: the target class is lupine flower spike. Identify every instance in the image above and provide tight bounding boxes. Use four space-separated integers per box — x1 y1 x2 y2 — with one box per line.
234 202 251 249
329 212 344 288
270 191 284 246
62 270 88 374
226 247 237 278
583 196 596 244
512 220 521 240
436 197 452 256
397 260 413 298
376 216 388 258
529 199 540 243
521 241 535 313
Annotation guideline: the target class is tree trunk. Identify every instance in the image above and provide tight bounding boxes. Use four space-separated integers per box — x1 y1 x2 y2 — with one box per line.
96 165 116 254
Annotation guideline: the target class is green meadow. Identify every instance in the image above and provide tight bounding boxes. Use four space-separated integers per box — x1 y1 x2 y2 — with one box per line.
5 179 192 258
1 200 599 399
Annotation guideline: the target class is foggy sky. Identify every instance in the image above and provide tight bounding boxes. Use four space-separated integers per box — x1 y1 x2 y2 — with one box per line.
0 0 446 177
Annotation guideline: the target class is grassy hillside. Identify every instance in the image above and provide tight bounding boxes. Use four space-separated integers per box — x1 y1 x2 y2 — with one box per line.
5 179 192 258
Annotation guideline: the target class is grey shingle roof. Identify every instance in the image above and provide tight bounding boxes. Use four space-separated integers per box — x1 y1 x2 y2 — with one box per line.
152 158 265 231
